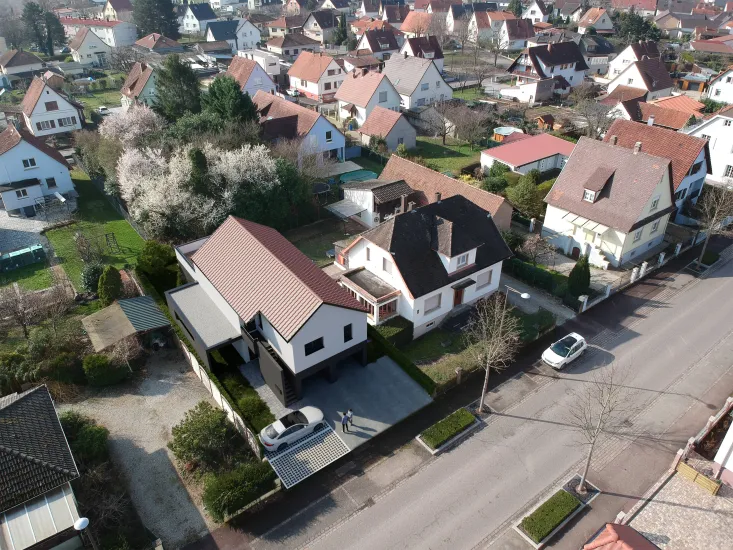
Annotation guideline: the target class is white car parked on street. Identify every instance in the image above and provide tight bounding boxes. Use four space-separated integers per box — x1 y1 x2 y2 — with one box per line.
542 333 587 370
259 406 325 452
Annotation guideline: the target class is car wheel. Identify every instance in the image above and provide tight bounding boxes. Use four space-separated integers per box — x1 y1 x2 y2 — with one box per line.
314 422 325 432
278 442 288 452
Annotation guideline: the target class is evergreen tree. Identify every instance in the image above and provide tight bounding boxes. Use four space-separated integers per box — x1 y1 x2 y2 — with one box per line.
133 0 181 40
505 174 544 218
201 76 257 123
43 11 66 57
97 266 122 306
507 0 523 18
188 148 210 196
333 13 348 45
568 255 591 297
153 55 201 121
22 3 46 53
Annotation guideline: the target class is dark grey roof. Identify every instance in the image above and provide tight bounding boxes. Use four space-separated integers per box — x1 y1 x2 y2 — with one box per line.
406 36 444 60
206 20 239 40
342 179 415 204
117 296 171 332
308 9 339 29
510 41 589 77
0 386 79 513
449 0 497 18
360 195 512 297
363 29 400 53
188 3 217 21
382 55 440 95
580 34 615 55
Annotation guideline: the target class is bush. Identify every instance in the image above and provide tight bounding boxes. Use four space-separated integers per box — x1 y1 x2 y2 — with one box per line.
536 179 555 198
501 230 525 253
98 265 122 306
420 408 476 450
169 401 238 472
137 241 176 280
488 161 510 178
701 251 720 265
60 411 110 467
202 461 277 522
375 317 414 347
568 254 591 297
395 143 408 157
482 176 508 194
367 325 436 395
520 490 581 543
504 258 568 294
83 354 128 386
215 368 275 433
81 262 105 293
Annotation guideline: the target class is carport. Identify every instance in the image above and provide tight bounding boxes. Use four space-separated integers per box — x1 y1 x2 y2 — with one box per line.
325 199 366 221
82 296 170 351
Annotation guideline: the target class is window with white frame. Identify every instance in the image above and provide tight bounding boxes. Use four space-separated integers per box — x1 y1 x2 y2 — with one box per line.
650 220 660 234
456 253 468 267
633 228 642 242
15 189 29 198
22 158 36 169
424 293 441 313
583 189 595 202
382 257 392 274
650 195 660 211
476 269 492 289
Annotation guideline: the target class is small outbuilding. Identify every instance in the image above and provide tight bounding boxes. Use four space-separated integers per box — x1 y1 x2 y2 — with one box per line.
358 106 416 152
481 132 575 175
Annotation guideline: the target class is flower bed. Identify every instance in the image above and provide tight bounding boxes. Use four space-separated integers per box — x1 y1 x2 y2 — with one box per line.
519 489 581 544
420 408 477 450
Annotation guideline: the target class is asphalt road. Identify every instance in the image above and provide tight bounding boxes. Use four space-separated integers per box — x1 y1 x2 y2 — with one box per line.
305 255 733 550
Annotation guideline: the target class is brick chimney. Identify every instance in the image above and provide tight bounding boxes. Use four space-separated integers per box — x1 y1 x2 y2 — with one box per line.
434 192 441 203
633 141 642 154
647 115 655 126
609 135 617 145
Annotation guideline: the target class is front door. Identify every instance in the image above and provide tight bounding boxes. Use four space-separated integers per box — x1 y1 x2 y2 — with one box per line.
571 246 581 259
453 288 464 307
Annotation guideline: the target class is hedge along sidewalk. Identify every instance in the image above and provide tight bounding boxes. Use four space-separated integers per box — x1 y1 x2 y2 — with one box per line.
416 407 481 455
367 325 436 396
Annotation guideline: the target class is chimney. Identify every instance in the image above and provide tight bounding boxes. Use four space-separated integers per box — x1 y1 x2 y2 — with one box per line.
434 192 441 203
633 141 642 154
609 135 617 145
404 51 408 58
407 201 416 211
647 115 655 126
400 194 407 213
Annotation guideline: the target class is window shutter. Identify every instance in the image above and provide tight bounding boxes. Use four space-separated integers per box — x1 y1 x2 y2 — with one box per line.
36 122 42 130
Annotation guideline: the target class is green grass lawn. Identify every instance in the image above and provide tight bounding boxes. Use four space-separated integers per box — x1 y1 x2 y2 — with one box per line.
0 262 54 291
0 89 25 106
415 137 481 176
354 156 386 176
289 228 352 267
75 90 122 118
452 87 485 101
45 171 145 289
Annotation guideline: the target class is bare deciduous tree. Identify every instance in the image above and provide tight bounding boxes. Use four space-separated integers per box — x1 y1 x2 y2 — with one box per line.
427 100 460 144
693 182 733 267
469 39 499 90
112 335 144 372
0 284 41 339
428 15 450 48
43 268 75 337
464 293 522 413
454 104 491 150
569 84 611 139
270 137 336 184
520 234 556 266
486 36 510 68
451 13 473 53
108 46 147 74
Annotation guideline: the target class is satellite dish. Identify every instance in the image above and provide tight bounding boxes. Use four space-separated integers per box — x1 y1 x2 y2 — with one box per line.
74 517 89 531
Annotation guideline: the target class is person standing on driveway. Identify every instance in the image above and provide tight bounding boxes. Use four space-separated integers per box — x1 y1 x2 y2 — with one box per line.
341 413 350 433
347 408 354 426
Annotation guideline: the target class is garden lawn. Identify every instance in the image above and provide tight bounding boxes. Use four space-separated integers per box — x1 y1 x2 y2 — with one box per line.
403 329 479 386
75 90 123 118
452 87 485 101
45 171 145 289
415 137 481 175
354 156 386 176
0 262 54 290
287 227 352 267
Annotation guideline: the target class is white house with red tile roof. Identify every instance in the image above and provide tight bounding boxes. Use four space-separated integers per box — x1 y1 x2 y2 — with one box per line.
400 11 434 38
358 106 416 152
168 216 368 404
684 105 733 184
577 8 613 35
287 51 345 102
480 133 575 175
607 57 674 100
708 65 733 104
134 33 185 54
120 62 156 110
523 0 550 23
607 41 660 78
60 17 137 47
0 125 73 214
20 77 84 137
355 29 401 59
335 70 400 126
69 27 111 67
468 11 516 43
226 56 276 97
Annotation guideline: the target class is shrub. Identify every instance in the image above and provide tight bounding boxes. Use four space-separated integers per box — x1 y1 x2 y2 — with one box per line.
395 143 408 157
701 251 720 265
59 410 91 441
501 230 525 253
169 401 238 472
98 265 122 306
216 370 275 433
202 461 277 522
136 241 176 279
83 354 128 386
81 262 105 292
536 179 555 198
60 411 110 467
420 408 476 450
367 326 436 395
520 490 581 543
568 254 591 297
482 176 508 194
488 161 510 178
504 258 567 294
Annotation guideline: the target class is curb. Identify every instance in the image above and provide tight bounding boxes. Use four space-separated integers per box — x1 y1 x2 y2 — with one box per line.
415 415 483 456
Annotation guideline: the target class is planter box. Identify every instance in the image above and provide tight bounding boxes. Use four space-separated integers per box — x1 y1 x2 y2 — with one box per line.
415 408 482 456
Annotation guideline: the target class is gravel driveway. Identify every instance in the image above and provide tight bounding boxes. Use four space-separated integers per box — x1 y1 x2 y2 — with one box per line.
59 349 218 548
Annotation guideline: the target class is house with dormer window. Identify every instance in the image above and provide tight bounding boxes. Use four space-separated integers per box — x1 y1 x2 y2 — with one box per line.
336 194 512 337
542 137 675 268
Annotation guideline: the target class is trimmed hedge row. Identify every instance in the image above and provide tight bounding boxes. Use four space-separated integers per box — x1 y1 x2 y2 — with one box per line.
368 325 436 396
202 461 278 522
520 490 581 543
375 317 414 348
420 408 476 450
504 258 569 296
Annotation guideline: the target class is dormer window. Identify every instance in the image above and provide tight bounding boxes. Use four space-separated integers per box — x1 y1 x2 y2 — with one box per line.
583 189 596 202
457 253 468 267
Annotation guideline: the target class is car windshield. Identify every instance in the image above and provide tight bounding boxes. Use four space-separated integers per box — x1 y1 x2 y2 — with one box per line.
550 337 577 357
265 425 279 439
280 411 308 428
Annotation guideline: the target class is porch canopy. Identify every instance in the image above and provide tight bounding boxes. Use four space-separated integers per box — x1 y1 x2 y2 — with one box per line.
339 267 400 324
326 199 366 220
167 283 240 350
562 212 609 235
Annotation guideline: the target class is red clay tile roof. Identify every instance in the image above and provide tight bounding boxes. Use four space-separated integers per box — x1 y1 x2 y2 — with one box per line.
60 17 122 27
610 0 656 10
20 77 49 116
603 119 708 191
0 50 43 69
400 11 433 33
335 70 388 107
380 156 511 229
647 94 704 114
690 40 733 54
600 85 648 106
267 34 321 48
481 133 575 168
121 62 154 99
287 51 336 83
226 56 259 90
638 103 695 130
191 216 365 340
579 8 608 27
629 57 674 92
358 106 405 137
583 523 660 550
405 36 444 60
501 132 532 144
252 90 325 140
342 54 381 68
505 18 536 40
0 125 70 168
383 5 410 23
268 15 307 29
135 33 181 51
68 27 90 51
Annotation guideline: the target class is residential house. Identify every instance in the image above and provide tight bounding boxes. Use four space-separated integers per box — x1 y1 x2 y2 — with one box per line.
246 0 281 10
0 125 74 215
336 177 419 228
577 8 614 35
0 50 44 79
468 11 516 43
193 41 235 63
607 57 674 101
382 54 452 109
603 119 710 224
379 154 513 230
60 17 138 47
358 106 417 152
558 3 583 23
579 34 616 75
426 0 452 14
709 65 733 103
41 70 65 91
0 386 83 550
684 105 733 184
120 61 156 109
527 29 580 48
284 0 306 14
288 51 345 102
252 90 345 160
266 34 321 59
351 17 401 38
169 216 368 404
356 29 401 60
134 33 186 54
500 18 536 50
480 133 575 175
267 15 306 37
503 41 589 103
523 0 550 23
413 0 430 12
20 77 83 137
206 19 261 52
247 13 277 35
103 0 133 22
69 27 111 67
382 5 411 29
600 84 648 120
690 35 733 55
607 40 660 78
610 0 656 18
180 3 218 35
357 0 380 18
303 10 340 44
400 11 433 38
238 49 281 80
631 95 706 130
320 0 351 13
226 56 276 97
400 36 444 72
335 70 401 125
446 3 497 34
542 137 675 268
336 194 512 337
340 53 382 73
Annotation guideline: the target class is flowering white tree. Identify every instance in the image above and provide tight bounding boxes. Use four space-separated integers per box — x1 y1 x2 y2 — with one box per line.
99 105 165 147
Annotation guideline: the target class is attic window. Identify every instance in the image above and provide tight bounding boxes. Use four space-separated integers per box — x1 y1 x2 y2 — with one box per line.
457 253 468 267
583 189 596 203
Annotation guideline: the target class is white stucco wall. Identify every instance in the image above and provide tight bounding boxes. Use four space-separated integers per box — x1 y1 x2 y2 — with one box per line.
24 86 82 136
71 31 111 66
607 63 672 100
686 115 733 183
240 63 277 97
709 70 733 104
400 62 452 109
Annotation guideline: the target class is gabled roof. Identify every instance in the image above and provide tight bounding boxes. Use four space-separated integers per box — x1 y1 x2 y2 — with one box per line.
474 11 516 29
253 90 325 140
560 3 582 16
0 126 70 168
527 0 550 15
226 56 263 91
628 40 660 60
382 55 441 95
121 62 154 99
0 50 43 69
481 133 575 168
195 40 231 53
384 5 411 23
400 11 433 33
638 102 695 130
648 94 705 114
268 14 307 29
20 77 74 117
287 51 336 82
341 178 415 204
306 9 340 29
405 36 444 59
509 41 589 77
599 85 648 106
449 3 497 19
324 0 350 7
545 137 673 233
0 386 79 513
603 119 709 191
427 0 452 12
354 195 512 298
191 216 364 341
60 16 122 28
187 3 217 21
627 57 674 92
580 34 615 55
709 64 733 84
267 33 321 48
107 0 133 11
380 155 509 221
335 70 391 107
207 19 242 41
359 105 410 137
362 29 400 52
342 53 381 67
611 0 656 10
68 27 91 51
578 7 608 28
689 40 733 54
504 19 536 40
135 33 182 51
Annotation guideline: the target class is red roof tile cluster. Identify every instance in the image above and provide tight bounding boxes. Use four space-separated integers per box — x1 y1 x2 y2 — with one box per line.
400 11 433 33
135 33 181 51
610 0 656 10
121 62 154 100
68 27 91 51
252 90 323 140
287 51 336 83
358 106 406 137
578 7 608 27
0 125 70 168
638 103 696 130
191 216 365 341
226 56 260 91
60 16 122 27
482 133 575 168
335 70 388 107
648 94 705 114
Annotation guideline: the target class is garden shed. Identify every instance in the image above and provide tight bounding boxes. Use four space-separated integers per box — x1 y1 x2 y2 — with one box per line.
82 296 170 352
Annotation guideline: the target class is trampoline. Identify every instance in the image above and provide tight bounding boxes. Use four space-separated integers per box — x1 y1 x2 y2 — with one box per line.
339 170 378 183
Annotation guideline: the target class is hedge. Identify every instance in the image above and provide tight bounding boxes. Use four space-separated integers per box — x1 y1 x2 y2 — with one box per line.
368 325 436 395
420 408 476 450
520 490 581 543
504 258 569 295
202 461 278 522
702 251 720 266
83 354 128 386
375 317 414 347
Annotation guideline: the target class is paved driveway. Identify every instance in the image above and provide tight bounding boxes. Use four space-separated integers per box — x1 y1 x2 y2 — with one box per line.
0 197 77 253
59 349 218 548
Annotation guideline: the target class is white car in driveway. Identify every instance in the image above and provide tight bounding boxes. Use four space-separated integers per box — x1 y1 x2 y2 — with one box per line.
542 333 587 370
259 406 325 452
